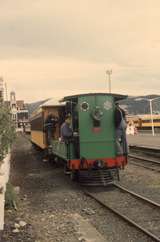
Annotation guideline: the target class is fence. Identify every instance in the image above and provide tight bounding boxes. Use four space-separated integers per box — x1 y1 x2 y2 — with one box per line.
0 153 10 230
0 104 15 230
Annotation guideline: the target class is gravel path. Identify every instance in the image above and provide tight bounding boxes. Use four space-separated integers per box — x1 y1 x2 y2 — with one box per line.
0 134 159 242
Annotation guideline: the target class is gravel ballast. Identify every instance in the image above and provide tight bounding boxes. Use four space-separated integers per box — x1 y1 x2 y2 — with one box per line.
0 134 159 242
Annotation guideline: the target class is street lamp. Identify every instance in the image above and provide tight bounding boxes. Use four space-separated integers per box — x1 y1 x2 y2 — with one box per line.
149 99 155 136
135 96 160 136
148 97 160 136
106 70 112 93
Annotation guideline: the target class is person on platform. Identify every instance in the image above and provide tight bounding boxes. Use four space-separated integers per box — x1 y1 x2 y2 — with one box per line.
60 114 73 142
44 113 58 145
115 102 128 155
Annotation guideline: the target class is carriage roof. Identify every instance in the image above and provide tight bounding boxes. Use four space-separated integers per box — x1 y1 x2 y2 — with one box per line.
30 98 65 120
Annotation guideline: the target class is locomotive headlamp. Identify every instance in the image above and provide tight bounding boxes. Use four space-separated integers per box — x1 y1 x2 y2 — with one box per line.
94 159 105 169
81 102 89 111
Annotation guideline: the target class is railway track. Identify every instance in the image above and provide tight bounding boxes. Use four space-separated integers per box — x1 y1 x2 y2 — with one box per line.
84 184 160 242
129 154 160 172
129 145 160 158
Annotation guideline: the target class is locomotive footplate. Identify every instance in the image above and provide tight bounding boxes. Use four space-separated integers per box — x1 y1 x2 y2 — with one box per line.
78 168 120 186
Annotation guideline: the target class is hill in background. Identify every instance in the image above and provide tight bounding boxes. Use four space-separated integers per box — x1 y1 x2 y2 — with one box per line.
26 94 160 116
120 94 160 115
26 99 49 115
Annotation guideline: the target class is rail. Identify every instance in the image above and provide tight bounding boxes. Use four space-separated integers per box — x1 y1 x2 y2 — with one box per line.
129 154 160 165
84 185 160 242
113 184 160 208
129 154 160 172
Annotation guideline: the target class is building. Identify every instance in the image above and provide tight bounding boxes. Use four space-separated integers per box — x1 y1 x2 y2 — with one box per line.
9 91 29 130
0 77 29 130
10 91 17 123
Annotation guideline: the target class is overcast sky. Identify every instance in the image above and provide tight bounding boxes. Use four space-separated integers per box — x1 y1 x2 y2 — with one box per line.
0 0 160 102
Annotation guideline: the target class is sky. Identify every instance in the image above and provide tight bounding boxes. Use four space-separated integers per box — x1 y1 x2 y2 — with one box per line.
0 0 160 102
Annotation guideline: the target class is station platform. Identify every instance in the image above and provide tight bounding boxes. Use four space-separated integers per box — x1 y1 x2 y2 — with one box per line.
127 134 160 150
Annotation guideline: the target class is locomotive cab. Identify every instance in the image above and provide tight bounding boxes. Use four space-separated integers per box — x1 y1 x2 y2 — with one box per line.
57 93 128 184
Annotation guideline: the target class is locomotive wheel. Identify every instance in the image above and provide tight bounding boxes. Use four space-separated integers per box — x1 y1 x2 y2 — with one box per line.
116 168 120 181
70 170 79 181
64 164 71 175
48 154 56 165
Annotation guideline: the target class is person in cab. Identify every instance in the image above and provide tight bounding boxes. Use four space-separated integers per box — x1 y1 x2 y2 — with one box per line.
44 113 59 145
115 103 128 155
60 114 73 142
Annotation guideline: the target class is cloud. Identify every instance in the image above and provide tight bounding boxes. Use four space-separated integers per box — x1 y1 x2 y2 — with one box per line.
0 0 160 101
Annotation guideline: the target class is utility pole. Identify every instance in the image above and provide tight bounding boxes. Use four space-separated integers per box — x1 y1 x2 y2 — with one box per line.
5 82 8 101
106 69 112 93
149 99 155 136
0 77 4 103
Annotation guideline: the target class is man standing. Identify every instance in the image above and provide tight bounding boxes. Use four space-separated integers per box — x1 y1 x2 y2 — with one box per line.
60 114 73 142
60 114 73 170
44 113 58 145
115 103 128 155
